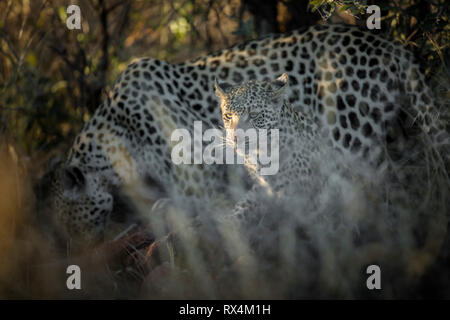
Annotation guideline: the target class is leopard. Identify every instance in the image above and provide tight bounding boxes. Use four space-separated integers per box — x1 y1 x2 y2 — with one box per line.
214 75 449 297
214 73 328 219
215 73 322 191
46 23 447 246
215 71 447 221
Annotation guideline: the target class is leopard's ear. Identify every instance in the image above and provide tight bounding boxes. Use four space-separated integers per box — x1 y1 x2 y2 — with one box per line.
214 78 232 100
270 73 289 100
214 78 226 100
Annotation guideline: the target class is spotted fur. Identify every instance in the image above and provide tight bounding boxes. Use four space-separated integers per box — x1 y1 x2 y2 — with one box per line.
49 24 445 243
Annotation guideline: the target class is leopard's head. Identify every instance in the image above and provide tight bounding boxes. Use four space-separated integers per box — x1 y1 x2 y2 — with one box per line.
214 73 289 134
47 164 113 246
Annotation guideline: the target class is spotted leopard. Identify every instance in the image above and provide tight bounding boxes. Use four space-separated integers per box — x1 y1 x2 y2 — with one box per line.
47 24 446 245
216 71 447 219
215 73 322 189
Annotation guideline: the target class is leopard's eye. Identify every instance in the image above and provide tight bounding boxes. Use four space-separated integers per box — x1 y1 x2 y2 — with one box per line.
249 111 259 119
223 112 233 121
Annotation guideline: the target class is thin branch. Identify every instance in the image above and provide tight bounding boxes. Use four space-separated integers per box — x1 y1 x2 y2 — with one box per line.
107 0 130 13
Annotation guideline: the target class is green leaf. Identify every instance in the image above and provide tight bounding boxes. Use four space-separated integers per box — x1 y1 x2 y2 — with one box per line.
339 4 351 12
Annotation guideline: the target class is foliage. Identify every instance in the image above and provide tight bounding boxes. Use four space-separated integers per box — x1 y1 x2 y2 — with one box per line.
1 0 447 158
0 0 246 157
309 0 450 77
309 0 369 19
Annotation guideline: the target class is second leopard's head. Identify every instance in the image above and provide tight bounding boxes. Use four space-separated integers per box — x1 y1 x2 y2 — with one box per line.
214 73 289 133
